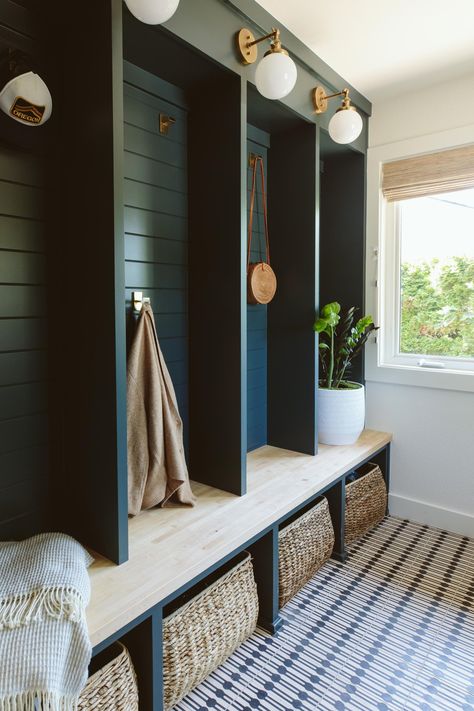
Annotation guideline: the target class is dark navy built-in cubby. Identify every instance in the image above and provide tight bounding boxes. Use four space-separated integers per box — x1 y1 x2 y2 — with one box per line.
122 16 247 499
0 1 385 709
123 65 190 448
245 86 320 458
319 133 367 383
0 0 373 561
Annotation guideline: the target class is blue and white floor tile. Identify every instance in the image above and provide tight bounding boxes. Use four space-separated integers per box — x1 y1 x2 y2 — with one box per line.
174 517 474 710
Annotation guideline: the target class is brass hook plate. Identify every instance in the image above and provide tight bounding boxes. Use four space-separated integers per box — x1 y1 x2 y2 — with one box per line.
249 152 262 167
159 114 176 135
132 291 143 312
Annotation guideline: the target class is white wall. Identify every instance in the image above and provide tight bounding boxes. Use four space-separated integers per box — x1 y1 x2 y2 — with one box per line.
366 75 474 538
369 73 474 147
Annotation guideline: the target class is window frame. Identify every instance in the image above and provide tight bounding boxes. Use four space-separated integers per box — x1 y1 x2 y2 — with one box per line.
365 127 474 394
380 198 474 374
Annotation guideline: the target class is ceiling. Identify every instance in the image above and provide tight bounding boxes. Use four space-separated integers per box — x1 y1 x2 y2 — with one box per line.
255 0 474 102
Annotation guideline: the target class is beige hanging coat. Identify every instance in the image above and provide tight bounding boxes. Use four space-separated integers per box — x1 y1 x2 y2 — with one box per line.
127 302 195 516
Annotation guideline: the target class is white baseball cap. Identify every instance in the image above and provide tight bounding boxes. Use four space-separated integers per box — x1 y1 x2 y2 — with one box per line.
0 70 52 127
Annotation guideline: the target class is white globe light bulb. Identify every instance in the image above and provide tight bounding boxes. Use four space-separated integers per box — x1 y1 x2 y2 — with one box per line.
124 0 180 24
255 52 297 100
328 108 363 145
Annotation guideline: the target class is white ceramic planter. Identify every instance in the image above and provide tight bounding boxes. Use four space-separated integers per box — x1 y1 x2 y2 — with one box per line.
318 383 365 446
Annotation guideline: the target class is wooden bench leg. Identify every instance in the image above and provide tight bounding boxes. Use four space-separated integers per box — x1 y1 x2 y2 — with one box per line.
120 611 163 711
248 527 283 635
151 611 164 711
370 443 391 515
326 479 348 563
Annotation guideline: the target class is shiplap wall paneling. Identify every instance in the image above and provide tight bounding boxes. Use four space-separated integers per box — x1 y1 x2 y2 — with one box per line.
0 0 51 541
0 146 49 539
247 125 270 452
124 67 190 449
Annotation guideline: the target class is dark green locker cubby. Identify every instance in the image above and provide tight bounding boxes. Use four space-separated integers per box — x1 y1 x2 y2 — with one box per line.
319 133 367 384
0 0 371 567
245 87 319 456
0 2 375 708
123 66 190 450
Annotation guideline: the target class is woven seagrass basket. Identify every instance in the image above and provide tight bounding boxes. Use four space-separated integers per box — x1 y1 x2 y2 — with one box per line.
345 462 387 546
78 642 139 711
279 497 335 608
163 551 259 710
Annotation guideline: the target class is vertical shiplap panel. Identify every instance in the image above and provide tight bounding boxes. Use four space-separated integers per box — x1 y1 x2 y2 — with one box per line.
123 66 189 447
247 125 270 452
0 130 49 537
0 0 50 538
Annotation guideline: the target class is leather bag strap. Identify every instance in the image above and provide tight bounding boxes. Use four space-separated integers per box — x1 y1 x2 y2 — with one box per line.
247 156 270 272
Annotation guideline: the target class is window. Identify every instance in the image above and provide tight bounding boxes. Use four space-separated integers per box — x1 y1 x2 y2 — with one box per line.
376 143 474 384
381 187 474 374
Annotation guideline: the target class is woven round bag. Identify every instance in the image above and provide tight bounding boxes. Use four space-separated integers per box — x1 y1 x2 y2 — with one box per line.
247 155 277 305
247 262 277 304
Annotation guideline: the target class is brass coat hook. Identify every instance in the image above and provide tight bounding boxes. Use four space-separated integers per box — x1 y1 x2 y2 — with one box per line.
159 114 176 135
132 292 151 313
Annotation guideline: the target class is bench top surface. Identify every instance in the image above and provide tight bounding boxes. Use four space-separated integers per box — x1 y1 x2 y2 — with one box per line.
87 429 392 647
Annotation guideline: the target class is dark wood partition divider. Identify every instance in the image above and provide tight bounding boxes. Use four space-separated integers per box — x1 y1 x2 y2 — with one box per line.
268 124 319 454
320 143 367 383
46 0 128 563
188 76 247 495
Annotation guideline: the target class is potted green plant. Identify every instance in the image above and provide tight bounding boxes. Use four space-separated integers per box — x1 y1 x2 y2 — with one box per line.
314 302 377 445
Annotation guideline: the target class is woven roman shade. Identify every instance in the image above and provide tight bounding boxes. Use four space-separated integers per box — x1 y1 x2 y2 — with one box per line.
382 144 474 202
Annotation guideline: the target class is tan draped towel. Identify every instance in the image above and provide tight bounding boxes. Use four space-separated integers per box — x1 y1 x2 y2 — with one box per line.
127 302 195 516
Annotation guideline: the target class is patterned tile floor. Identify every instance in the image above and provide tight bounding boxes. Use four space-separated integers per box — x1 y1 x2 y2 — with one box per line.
175 517 474 711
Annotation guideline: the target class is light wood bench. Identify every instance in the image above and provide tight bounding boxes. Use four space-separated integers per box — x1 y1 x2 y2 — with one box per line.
88 429 392 648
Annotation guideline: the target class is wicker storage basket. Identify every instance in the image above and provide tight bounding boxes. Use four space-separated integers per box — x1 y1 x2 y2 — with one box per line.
78 642 139 711
345 462 387 546
279 497 335 608
163 551 259 710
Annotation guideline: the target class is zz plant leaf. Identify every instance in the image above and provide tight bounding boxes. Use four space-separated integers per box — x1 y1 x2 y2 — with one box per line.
313 302 378 389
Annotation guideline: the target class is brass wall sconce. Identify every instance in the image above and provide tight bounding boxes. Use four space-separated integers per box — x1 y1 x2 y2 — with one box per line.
312 86 363 145
236 27 297 100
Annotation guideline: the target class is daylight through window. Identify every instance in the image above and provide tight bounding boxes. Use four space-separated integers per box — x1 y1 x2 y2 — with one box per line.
380 184 474 374
399 189 474 362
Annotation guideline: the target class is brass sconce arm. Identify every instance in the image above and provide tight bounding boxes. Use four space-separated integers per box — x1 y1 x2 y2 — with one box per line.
237 27 286 64
245 28 279 48
313 86 352 114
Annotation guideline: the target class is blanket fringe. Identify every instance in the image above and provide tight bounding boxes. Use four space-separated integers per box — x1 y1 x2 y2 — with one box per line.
0 691 78 711
0 587 83 630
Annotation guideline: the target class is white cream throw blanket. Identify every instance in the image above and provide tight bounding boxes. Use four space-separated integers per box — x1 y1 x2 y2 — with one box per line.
0 533 93 710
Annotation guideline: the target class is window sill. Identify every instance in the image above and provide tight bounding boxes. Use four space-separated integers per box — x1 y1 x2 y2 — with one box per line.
365 346 474 393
